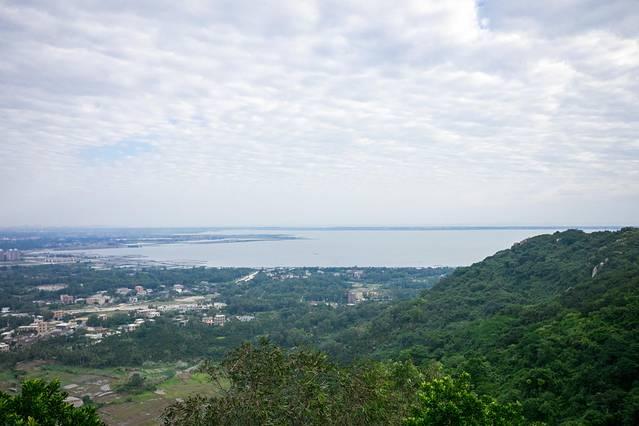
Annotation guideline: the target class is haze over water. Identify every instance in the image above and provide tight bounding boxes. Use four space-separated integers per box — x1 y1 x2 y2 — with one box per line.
69 228 614 267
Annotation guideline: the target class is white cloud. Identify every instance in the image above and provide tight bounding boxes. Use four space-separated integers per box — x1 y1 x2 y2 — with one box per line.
0 0 637 226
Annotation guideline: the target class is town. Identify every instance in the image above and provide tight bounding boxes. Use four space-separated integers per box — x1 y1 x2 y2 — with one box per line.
2 278 252 352
1 265 446 355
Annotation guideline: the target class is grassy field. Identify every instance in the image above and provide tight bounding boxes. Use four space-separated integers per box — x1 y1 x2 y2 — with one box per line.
1 361 221 425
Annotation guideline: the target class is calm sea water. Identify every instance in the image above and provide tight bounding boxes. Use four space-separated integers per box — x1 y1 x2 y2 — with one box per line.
67 228 615 267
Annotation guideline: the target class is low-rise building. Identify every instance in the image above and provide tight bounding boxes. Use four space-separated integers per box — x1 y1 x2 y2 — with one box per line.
136 309 160 319
123 323 140 332
86 294 110 305
214 314 226 326
174 317 189 326
55 322 70 331
35 320 49 334
75 316 89 325
17 324 38 334
59 294 75 304
18 320 50 335
0 342 9 352
0 249 21 262
236 315 255 322
85 333 103 341
351 270 364 279
347 290 364 305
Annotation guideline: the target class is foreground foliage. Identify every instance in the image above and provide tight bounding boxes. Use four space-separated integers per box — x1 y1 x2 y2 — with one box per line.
162 341 522 425
405 373 524 426
0 379 104 426
162 340 424 425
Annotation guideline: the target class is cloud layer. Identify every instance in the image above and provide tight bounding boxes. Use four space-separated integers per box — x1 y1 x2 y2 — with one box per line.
1 0 638 226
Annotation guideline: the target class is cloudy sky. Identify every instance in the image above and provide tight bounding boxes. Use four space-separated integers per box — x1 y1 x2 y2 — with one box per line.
1 0 638 227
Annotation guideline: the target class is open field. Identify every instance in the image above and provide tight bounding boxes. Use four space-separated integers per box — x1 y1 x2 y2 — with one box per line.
0 361 221 425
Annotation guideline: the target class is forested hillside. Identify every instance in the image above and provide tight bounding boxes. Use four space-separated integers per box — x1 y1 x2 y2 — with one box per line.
332 228 639 424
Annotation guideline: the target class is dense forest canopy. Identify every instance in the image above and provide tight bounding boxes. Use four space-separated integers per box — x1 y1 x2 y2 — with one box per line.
332 228 639 424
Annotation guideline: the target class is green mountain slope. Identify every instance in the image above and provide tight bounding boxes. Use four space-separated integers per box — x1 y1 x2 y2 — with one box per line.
333 228 639 424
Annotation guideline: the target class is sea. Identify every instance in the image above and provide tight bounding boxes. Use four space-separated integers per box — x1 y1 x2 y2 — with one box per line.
64 227 618 268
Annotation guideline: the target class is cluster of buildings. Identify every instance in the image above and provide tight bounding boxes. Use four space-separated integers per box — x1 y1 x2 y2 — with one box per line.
261 267 366 281
86 293 112 305
59 294 75 304
200 314 255 326
35 283 199 313
0 249 20 262
347 290 365 304
37 284 68 292
135 308 161 318
1 279 264 352
58 285 154 307
347 287 382 305
236 315 255 322
120 318 149 333
58 292 112 306
202 314 226 326
154 301 227 313
0 308 168 351
0 315 103 350
308 300 339 308
264 268 313 281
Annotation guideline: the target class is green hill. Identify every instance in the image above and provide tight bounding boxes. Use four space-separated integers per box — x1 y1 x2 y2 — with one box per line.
332 228 639 424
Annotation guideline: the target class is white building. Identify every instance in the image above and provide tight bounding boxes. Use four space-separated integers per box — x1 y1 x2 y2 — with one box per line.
136 309 160 319
86 294 110 305
123 323 140 332
347 290 364 305
214 314 226 326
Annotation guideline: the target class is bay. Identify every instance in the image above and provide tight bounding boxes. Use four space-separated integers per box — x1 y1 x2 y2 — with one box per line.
64 227 615 267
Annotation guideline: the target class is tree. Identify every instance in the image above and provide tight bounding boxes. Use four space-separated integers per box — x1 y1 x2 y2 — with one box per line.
162 339 423 425
86 314 100 327
117 372 150 394
404 373 524 426
0 378 104 425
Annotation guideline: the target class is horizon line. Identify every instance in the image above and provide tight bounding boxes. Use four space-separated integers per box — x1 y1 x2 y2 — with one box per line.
0 225 631 231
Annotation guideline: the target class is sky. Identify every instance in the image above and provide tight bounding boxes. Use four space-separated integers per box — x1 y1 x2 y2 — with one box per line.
0 0 638 227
